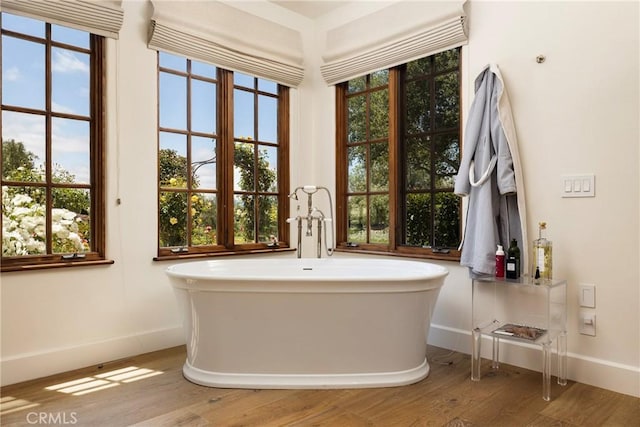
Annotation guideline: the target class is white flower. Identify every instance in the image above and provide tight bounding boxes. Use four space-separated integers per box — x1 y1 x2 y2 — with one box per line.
25 238 45 254
3 190 82 256
53 223 70 239
11 206 32 218
11 193 33 206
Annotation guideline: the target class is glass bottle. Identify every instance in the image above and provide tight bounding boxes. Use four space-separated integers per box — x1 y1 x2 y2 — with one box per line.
506 238 520 279
532 222 552 281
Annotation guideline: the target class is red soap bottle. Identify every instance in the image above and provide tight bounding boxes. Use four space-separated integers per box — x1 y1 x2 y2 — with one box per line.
495 245 505 278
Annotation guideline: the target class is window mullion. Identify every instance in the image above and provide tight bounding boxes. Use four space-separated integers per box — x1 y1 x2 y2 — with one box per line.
429 58 438 247
388 68 400 250
186 61 193 247
334 84 348 245
45 22 53 255
253 83 259 242
277 85 290 245
90 34 105 256
364 79 371 243
219 70 235 249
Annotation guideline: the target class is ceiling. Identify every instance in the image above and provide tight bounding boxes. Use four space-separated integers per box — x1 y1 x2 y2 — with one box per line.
269 1 350 19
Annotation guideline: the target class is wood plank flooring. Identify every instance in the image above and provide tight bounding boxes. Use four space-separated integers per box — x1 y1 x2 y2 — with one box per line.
1 345 638 426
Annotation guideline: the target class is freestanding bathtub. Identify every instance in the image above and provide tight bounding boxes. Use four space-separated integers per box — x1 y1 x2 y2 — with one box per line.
166 257 448 389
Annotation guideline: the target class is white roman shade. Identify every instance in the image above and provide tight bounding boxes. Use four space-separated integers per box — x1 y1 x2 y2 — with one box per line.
148 0 304 88
0 0 124 39
320 0 468 85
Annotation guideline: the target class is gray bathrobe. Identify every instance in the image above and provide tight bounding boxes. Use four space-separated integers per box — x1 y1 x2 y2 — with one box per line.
455 64 528 278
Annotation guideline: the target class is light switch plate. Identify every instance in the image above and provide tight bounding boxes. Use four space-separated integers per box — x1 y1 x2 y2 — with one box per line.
579 284 596 308
562 174 595 198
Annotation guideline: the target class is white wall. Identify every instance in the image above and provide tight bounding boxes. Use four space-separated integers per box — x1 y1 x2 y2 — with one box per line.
455 0 639 397
1 0 181 386
313 0 640 397
0 0 318 388
2 0 639 398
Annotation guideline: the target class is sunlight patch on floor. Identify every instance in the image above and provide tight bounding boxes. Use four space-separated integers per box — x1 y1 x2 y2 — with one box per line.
0 396 40 415
45 366 163 396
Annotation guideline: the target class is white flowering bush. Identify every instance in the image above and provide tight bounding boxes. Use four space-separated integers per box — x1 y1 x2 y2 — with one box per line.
2 186 89 256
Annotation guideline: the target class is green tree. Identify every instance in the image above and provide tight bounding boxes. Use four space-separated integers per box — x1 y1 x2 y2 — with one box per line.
345 49 461 248
2 139 36 177
2 139 91 255
159 148 189 187
2 139 90 212
158 143 277 247
233 143 277 243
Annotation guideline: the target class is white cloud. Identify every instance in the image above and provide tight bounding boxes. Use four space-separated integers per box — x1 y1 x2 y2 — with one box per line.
2 111 90 183
2 111 46 163
3 66 21 81
52 50 89 74
195 167 217 190
52 102 75 114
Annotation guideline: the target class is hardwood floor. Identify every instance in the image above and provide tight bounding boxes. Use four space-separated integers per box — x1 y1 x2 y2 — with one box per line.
1 345 638 426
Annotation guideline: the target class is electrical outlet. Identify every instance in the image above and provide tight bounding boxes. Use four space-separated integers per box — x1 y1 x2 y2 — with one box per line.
579 311 596 336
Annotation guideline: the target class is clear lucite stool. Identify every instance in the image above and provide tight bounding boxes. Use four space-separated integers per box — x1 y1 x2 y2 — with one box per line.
471 276 568 401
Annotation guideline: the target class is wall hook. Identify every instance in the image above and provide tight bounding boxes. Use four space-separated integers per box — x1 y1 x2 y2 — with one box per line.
536 55 546 64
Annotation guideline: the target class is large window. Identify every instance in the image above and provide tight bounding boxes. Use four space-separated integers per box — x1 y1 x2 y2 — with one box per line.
336 48 461 259
1 13 108 271
156 52 289 258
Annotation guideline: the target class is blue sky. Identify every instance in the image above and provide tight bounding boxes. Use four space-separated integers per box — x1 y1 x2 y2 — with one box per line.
159 52 279 192
2 13 91 183
2 13 278 190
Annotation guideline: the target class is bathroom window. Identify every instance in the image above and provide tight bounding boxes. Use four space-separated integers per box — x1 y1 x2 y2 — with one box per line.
156 52 289 258
336 48 461 260
1 13 109 272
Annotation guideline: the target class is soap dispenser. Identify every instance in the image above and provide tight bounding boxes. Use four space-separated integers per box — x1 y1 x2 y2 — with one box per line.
495 245 505 278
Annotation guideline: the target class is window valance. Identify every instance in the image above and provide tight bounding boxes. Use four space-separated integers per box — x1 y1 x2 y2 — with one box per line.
0 0 124 39
320 0 468 85
148 0 304 88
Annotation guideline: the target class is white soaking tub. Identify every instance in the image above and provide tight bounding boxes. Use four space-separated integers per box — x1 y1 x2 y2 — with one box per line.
166 257 448 389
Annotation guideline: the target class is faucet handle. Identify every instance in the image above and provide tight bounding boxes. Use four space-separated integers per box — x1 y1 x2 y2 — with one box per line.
286 217 297 223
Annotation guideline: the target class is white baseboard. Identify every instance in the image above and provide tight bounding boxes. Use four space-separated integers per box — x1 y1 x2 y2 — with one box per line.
1 326 185 387
4 324 638 399
428 323 640 398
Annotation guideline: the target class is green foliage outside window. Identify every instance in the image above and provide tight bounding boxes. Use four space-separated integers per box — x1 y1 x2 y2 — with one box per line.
2 139 91 256
158 143 276 247
233 143 278 244
343 48 461 251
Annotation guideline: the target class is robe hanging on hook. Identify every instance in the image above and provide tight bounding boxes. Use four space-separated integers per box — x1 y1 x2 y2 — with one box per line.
536 55 546 64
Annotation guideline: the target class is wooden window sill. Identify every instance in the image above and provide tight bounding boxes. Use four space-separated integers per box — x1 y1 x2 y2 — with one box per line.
153 247 296 262
1 259 115 273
